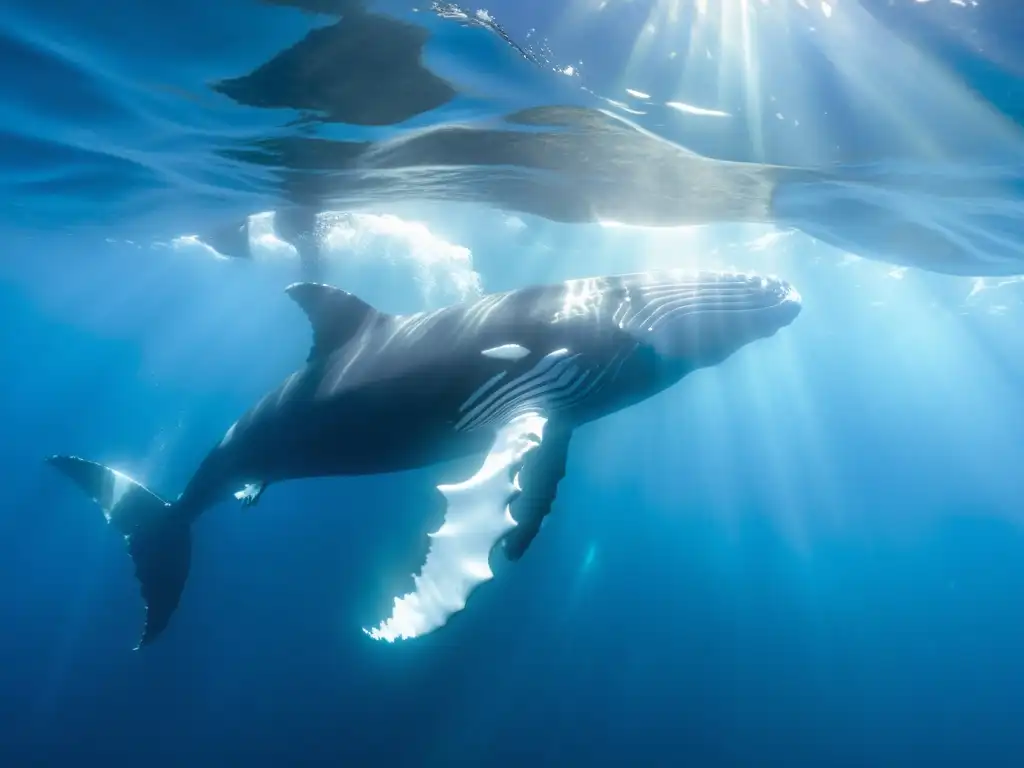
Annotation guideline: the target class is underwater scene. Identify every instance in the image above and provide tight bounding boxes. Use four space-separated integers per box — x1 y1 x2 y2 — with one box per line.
2 0 1024 765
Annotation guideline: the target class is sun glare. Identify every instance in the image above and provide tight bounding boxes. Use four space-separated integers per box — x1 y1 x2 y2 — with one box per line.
552 0 1014 166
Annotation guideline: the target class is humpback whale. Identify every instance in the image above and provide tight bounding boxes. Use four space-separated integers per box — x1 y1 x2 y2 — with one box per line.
47 270 801 647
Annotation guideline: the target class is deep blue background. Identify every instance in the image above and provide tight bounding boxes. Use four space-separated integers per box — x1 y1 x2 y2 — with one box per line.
2 1 1024 765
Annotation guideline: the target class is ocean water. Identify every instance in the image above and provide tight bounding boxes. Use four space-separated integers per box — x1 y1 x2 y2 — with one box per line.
2 0 1024 765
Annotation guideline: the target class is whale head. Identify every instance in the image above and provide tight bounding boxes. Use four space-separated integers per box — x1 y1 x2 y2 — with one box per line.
616 271 801 369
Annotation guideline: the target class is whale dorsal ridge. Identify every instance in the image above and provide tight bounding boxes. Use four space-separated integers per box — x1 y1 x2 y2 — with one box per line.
285 282 382 362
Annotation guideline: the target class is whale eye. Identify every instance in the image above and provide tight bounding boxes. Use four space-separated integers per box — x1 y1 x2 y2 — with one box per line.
481 344 531 361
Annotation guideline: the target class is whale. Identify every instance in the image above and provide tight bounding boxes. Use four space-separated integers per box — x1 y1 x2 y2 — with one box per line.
47 270 802 647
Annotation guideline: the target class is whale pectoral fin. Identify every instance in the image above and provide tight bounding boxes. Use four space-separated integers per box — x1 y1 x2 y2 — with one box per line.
502 424 572 561
364 412 549 643
285 282 383 362
233 482 266 508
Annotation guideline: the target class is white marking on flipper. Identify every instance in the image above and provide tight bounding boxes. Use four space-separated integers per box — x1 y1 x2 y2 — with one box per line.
364 412 548 643
233 482 264 507
481 344 530 361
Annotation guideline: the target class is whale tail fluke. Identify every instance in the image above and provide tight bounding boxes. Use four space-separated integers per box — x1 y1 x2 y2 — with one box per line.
46 456 191 649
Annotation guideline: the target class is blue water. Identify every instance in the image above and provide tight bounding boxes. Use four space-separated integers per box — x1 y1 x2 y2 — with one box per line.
3 0 1024 765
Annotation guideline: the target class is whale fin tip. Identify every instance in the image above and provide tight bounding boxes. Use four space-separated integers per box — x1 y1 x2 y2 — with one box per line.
285 283 382 362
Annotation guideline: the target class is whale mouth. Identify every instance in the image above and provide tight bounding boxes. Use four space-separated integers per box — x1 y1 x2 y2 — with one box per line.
623 271 802 323
767 277 803 328
617 270 802 363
